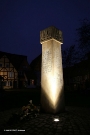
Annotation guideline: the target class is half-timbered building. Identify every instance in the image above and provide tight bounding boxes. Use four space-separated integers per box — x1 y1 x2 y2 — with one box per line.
0 55 18 89
0 51 30 89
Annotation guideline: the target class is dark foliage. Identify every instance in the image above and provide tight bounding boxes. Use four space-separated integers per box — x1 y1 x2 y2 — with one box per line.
76 19 90 60
62 45 78 67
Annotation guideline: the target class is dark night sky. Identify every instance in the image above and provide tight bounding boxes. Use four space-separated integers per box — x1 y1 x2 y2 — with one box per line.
0 0 90 63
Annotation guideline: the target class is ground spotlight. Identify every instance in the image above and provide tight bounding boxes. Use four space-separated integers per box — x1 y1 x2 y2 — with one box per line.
53 116 59 122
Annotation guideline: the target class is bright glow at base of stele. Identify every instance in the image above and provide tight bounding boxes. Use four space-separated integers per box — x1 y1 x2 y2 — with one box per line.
42 71 63 110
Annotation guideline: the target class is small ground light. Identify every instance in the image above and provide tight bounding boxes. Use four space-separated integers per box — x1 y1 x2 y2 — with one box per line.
54 118 59 122
53 116 59 122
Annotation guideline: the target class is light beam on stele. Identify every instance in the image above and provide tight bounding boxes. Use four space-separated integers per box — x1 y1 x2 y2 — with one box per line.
40 26 65 114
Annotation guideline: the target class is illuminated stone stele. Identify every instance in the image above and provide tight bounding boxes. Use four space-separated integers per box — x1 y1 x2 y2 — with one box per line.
40 26 65 114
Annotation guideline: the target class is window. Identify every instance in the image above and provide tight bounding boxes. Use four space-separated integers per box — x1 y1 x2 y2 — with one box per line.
4 81 7 86
7 81 9 86
30 79 34 85
10 81 12 86
4 81 10 86
0 64 2 67
6 64 9 68
8 72 14 77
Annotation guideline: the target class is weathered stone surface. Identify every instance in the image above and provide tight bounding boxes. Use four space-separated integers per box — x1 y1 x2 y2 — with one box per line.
40 26 65 114
40 26 63 44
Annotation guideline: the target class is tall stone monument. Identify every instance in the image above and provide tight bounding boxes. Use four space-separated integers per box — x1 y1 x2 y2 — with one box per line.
40 26 65 114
